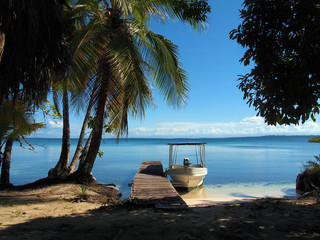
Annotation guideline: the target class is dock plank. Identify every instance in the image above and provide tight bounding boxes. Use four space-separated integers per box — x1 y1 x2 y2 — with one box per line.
130 161 187 208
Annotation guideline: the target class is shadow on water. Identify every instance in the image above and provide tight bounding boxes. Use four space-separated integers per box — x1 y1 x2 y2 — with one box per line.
281 188 297 197
230 193 257 199
175 183 298 201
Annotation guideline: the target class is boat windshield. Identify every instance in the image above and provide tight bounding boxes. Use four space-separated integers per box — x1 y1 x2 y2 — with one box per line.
168 143 206 168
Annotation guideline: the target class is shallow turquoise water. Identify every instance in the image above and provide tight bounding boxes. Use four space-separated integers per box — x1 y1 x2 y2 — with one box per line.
9 136 320 199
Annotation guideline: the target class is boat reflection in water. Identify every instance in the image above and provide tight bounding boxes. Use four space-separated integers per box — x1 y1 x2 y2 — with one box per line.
178 185 208 199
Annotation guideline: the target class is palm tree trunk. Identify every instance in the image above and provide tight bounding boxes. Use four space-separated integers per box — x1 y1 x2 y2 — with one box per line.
77 131 93 170
72 56 111 183
0 33 5 61
48 86 70 178
75 92 107 181
67 131 94 182
74 72 109 182
69 91 94 173
1 138 14 185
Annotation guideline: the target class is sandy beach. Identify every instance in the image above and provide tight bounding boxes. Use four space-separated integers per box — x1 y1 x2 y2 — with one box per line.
1 183 320 240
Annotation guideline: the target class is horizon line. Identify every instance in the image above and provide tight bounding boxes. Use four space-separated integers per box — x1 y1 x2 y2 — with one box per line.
27 134 318 140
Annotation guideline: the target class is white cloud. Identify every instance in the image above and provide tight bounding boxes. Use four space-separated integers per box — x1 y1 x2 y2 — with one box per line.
31 116 320 138
240 116 265 125
129 116 320 138
48 120 63 128
32 120 83 138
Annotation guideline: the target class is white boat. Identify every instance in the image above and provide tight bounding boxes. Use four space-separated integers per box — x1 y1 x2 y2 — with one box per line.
166 142 208 189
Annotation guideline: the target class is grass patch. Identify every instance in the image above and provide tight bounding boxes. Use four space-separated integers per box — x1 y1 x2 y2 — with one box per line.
75 185 90 201
15 208 23 217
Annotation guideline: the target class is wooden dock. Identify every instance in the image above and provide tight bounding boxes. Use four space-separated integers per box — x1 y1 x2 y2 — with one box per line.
130 161 187 208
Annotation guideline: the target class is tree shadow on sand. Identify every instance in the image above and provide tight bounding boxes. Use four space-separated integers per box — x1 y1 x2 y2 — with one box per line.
1 198 320 240
0 182 120 207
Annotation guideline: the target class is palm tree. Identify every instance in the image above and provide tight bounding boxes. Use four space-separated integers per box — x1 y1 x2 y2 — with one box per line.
47 0 210 182
0 101 44 185
0 0 70 183
48 2 104 178
48 84 71 178
69 0 210 182
0 0 70 105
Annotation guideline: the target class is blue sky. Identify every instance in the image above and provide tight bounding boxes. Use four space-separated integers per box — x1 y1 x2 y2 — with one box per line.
34 0 320 138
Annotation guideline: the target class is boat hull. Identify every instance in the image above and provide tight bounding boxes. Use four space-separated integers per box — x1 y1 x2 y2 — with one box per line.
167 166 207 188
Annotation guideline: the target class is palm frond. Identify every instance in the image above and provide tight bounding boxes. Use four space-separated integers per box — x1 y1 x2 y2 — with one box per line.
105 19 153 118
68 18 109 90
0 0 70 104
0 101 44 141
131 22 189 108
123 0 210 30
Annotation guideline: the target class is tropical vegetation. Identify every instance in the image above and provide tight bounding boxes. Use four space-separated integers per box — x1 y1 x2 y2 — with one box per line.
0 0 210 186
0 0 70 106
231 0 320 193
308 136 320 143
0 101 44 185
230 0 320 126
297 155 320 193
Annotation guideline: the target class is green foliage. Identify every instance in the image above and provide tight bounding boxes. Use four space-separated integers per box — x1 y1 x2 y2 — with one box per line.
70 0 211 140
230 0 320 125
173 0 211 27
0 202 14 207
40 100 63 120
308 136 320 143
303 155 320 174
298 154 320 194
97 150 104 158
0 0 70 105
15 208 23 217
87 116 95 130
0 100 44 142
101 198 127 207
49 104 63 119
76 185 90 200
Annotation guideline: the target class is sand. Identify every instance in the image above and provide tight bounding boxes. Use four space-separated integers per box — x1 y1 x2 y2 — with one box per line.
1 183 320 239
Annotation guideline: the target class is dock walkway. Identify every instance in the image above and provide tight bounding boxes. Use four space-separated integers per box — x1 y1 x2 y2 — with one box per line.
130 161 187 208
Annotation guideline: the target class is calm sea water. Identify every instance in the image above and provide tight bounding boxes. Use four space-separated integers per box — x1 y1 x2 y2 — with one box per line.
9 136 320 200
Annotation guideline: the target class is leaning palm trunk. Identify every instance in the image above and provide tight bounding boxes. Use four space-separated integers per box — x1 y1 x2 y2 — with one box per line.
0 138 13 185
73 96 107 181
0 33 5 61
49 86 70 178
75 130 93 171
65 0 208 183
74 65 110 182
80 131 93 161
69 92 94 173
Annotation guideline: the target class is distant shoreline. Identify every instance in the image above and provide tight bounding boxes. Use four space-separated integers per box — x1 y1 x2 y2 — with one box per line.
10 135 318 200
27 135 319 140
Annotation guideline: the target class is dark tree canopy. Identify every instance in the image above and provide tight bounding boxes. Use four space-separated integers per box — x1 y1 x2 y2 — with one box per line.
230 0 320 125
173 0 211 22
0 0 70 105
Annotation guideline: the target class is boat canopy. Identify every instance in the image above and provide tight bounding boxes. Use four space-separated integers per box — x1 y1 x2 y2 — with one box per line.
168 142 206 168
168 142 207 146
